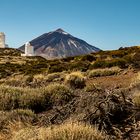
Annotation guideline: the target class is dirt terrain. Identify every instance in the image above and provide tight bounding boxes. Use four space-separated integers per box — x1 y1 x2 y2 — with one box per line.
88 70 137 89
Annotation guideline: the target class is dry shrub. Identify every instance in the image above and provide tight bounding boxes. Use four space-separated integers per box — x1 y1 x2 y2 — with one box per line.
46 72 65 82
0 84 73 113
19 88 50 113
88 67 120 78
85 83 102 92
33 74 46 80
1 121 31 140
0 86 25 110
29 73 65 88
43 83 74 106
65 71 86 89
0 75 29 87
32 74 47 85
0 109 36 131
11 122 106 140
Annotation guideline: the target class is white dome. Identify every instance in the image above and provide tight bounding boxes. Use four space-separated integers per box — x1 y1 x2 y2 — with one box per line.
25 42 31 46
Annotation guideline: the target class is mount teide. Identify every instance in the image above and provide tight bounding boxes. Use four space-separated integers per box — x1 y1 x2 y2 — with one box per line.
19 29 100 59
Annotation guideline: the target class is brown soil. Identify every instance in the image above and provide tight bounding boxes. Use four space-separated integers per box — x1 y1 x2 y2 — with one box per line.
87 70 137 90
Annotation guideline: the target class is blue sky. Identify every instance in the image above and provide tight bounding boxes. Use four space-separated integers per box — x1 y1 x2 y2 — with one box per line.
0 0 140 50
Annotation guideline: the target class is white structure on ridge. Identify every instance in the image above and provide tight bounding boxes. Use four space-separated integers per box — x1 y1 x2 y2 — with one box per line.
0 32 6 48
21 42 34 56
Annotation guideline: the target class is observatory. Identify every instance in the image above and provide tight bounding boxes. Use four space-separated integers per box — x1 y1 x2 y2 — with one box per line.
0 32 6 48
21 42 34 56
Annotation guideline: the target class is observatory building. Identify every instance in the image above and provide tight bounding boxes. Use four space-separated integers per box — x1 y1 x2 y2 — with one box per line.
0 32 6 48
21 42 34 56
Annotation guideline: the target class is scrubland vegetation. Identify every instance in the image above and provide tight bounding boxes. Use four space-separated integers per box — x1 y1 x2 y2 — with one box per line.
0 47 140 139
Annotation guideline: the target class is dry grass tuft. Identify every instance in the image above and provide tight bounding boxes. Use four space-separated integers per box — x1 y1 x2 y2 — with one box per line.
45 72 65 82
0 109 36 131
11 122 106 140
65 71 86 89
88 67 121 78
44 83 74 106
0 75 30 87
85 83 102 92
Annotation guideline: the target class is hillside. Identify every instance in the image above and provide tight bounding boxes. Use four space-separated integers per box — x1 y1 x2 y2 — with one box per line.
1 46 140 79
19 29 100 59
0 46 140 139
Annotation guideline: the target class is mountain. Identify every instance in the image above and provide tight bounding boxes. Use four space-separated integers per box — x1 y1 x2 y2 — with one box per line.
19 28 100 59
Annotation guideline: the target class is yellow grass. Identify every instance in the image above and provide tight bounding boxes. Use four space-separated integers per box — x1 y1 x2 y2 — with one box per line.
88 67 121 78
10 122 106 140
65 71 86 89
0 74 29 87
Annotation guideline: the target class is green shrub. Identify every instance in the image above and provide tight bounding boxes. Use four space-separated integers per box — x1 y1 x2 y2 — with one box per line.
48 64 67 73
65 72 86 89
115 58 127 68
69 61 90 72
61 56 74 62
89 58 127 69
0 48 21 56
89 60 107 69
80 54 96 62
